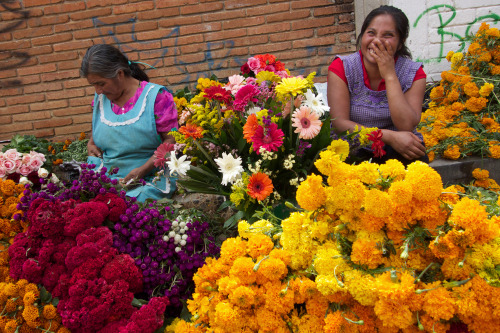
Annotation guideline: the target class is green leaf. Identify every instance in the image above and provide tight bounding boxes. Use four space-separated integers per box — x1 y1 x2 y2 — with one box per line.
39 286 52 304
224 210 245 228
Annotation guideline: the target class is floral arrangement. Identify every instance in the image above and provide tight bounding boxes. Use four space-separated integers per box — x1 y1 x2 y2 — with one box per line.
418 22 500 161
173 145 500 332
163 54 380 223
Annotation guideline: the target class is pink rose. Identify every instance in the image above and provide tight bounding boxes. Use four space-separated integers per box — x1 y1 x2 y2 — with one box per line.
247 57 260 72
4 149 20 161
18 164 32 176
30 151 46 163
0 167 6 179
29 157 44 170
15 159 22 169
3 159 17 174
22 154 32 165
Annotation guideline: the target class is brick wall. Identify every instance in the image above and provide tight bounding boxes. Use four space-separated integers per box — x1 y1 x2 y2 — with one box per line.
0 0 356 141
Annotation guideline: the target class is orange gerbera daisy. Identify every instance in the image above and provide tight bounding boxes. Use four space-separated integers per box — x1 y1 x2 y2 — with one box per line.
243 114 259 143
179 123 203 139
247 172 273 201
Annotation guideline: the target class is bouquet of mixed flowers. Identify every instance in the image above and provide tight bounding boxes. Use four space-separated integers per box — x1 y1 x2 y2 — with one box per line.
160 54 381 223
418 22 500 161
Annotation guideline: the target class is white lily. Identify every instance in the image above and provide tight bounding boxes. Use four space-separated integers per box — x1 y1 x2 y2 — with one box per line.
166 151 191 177
302 89 330 117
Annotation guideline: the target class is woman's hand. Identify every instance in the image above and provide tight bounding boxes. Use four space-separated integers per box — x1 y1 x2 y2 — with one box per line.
384 130 426 160
122 167 147 185
369 39 397 81
87 137 102 157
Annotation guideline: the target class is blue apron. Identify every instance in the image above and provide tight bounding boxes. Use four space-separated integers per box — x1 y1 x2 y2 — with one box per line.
87 82 176 202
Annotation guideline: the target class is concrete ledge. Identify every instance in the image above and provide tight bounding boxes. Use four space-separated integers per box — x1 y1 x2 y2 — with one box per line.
429 156 500 186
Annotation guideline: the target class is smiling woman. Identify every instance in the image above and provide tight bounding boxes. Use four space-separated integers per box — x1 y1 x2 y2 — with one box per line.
327 5 429 165
80 44 179 202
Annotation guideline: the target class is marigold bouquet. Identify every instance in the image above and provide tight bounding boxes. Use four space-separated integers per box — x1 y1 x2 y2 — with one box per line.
163 54 379 223
418 22 500 161
173 144 500 332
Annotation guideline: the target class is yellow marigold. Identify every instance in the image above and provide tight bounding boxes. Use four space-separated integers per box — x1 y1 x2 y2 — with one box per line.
42 304 57 320
219 237 247 265
0 180 16 197
325 179 365 215
229 257 256 285
254 306 287 332
212 301 242 330
405 161 443 201
280 212 315 270
451 101 465 112
363 188 392 217
477 51 493 62
246 233 274 259
450 197 498 244
296 173 326 211
489 142 500 158
440 185 463 205
327 139 350 161
313 241 349 275
468 42 481 55
56 327 72 333
486 27 500 37
479 82 494 97
314 150 343 178
465 96 487 112
446 50 454 62
4 320 19 333
262 281 295 315
447 88 460 101
429 85 445 100
472 168 490 180
388 180 412 205
443 144 461 160
344 270 378 306
378 158 406 181
228 285 255 309
355 160 380 185
4 283 18 297
491 64 500 75
429 236 462 259
374 298 413 330
450 52 464 69
463 82 479 97
315 275 347 297
23 291 37 305
256 257 287 283
350 238 384 269
22 305 40 328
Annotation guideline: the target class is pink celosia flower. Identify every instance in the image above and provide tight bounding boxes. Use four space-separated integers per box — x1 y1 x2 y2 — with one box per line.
252 123 284 153
292 106 322 139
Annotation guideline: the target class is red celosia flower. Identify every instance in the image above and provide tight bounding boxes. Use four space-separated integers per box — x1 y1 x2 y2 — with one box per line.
367 129 386 158
204 85 233 105
179 123 204 139
252 122 284 153
247 172 274 201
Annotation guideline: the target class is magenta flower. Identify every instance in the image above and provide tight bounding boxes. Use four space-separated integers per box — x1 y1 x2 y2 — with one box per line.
252 123 284 153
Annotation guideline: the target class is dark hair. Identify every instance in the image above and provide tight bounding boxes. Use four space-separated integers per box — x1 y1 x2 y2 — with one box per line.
80 44 149 81
356 5 412 59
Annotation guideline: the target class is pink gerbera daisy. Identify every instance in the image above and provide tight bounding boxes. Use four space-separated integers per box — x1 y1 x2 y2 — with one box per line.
153 142 175 169
233 84 260 112
291 106 322 139
252 123 284 153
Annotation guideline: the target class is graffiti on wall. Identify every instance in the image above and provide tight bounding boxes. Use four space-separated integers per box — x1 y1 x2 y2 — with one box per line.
413 4 500 63
0 0 30 88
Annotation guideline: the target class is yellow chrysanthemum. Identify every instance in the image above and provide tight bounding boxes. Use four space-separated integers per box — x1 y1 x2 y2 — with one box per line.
275 77 309 98
479 82 494 97
296 173 326 211
363 188 393 217
327 139 350 161
405 161 443 201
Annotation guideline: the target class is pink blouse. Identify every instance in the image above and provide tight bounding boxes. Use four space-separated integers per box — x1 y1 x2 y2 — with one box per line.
94 81 178 133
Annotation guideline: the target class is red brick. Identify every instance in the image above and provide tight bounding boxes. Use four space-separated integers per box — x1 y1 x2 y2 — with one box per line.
34 117 73 129
53 40 94 52
204 29 247 42
1 57 36 72
41 70 80 82
180 22 221 35
54 20 95 33
158 16 202 29
135 29 174 42
30 129 56 138
55 123 91 136
0 122 32 134
337 32 355 43
137 7 179 20
0 86 22 96
23 0 63 7
202 9 246 22
13 26 54 39
38 51 79 64
53 105 92 117
291 0 331 9
178 53 206 64
246 3 290 16
157 0 198 9
223 16 265 30
181 2 224 15
86 0 127 8
291 17 335 30
23 82 63 94
19 75 42 85
313 4 354 16
64 78 89 89
0 40 31 51
0 33 12 42
0 115 12 125
0 105 29 115
114 2 154 15
46 88 86 100
247 22 290 35
72 114 93 124
249 41 292 54
317 23 355 36
0 69 16 79
115 21 158 35
28 14 70 27
69 7 112 20
18 63 57 76
27 45 54 56
232 35 269 47
267 9 311 23
293 36 335 48
225 0 267 9
13 111 51 122
269 29 314 42
338 13 353 24
44 2 86 15
31 33 73 46
69 97 94 107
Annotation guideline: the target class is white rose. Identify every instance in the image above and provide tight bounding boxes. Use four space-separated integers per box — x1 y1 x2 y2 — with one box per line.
19 176 32 185
50 173 60 184
38 168 49 178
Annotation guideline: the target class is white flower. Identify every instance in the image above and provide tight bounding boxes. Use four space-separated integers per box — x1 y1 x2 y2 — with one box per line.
19 176 32 185
246 106 261 116
50 173 61 185
166 151 191 177
38 167 49 178
302 89 330 116
214 152 244 186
